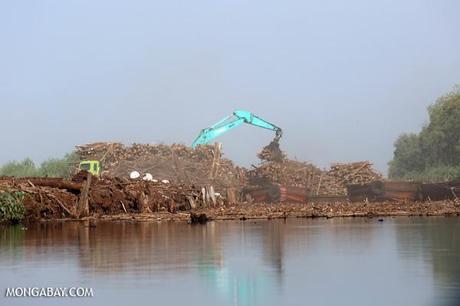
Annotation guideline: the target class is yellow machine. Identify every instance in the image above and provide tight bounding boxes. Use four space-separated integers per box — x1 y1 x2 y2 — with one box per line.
78 160 101 176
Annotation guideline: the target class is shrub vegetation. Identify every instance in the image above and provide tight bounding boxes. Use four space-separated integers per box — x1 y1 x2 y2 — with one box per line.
0 153 78 178
0 191 26 224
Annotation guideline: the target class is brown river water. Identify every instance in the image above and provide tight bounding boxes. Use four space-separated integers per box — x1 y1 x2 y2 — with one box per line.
0 217 459 306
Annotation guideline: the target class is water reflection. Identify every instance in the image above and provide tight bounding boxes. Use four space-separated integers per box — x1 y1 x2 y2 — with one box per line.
0 218 459 306
396 217 460 306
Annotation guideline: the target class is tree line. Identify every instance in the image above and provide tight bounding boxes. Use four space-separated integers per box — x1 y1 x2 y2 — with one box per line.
388 88 460 182
0 153 77 178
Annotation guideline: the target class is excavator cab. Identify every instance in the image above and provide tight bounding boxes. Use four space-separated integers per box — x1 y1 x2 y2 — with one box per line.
79 160 101 176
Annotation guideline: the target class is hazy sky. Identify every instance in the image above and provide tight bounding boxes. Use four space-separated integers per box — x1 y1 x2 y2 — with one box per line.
1 0 459 174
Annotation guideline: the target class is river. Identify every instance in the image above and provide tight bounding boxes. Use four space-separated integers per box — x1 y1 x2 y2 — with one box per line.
0 217 459 306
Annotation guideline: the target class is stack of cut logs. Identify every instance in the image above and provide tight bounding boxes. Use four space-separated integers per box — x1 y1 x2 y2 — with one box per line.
247 160 344 195
249 148 383 195
75 142 243 192
247 160 319 187
328 161 383 185
0 173 209 220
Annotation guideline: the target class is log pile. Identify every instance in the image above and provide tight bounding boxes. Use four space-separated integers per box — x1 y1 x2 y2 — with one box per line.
75 142 243 191
247 160 345 195
328 161 383 185
248 148 383 195
247 160 319 187
75 142 383 197
0 173 207 220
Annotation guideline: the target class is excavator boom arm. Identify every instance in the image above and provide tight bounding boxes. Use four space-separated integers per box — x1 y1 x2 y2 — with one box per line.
192 117 245 147
233 110 282 139
192 110 282 148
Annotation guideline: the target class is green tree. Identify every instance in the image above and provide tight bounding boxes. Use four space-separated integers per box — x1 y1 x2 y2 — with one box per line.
389 88 460 181
388 133 424 178
420 90 460 167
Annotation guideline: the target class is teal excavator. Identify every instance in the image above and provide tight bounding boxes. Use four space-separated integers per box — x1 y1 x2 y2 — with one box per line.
192 110 283 161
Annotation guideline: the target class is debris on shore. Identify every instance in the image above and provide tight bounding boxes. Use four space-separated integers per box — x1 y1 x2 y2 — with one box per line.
0 173 206 221
89 201 460 223
1 142 459 223
192 201 460 221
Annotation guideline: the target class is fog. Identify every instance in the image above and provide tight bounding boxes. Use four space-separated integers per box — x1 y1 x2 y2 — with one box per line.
1 0 459 174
